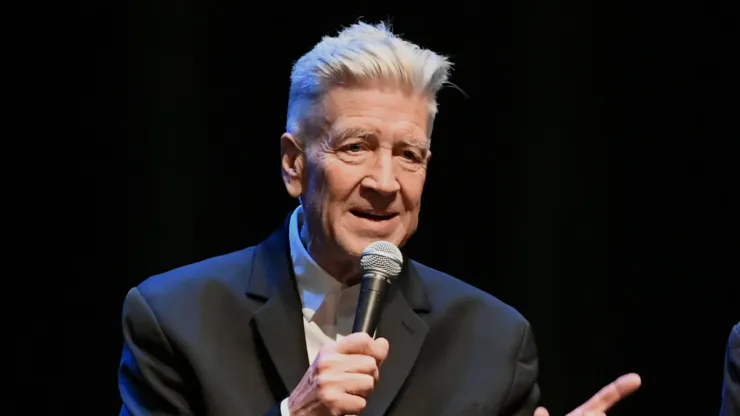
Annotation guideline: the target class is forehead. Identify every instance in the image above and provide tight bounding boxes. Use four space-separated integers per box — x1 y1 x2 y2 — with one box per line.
320 86 431 140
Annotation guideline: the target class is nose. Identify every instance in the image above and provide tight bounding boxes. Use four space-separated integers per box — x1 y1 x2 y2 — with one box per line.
361 151 400 196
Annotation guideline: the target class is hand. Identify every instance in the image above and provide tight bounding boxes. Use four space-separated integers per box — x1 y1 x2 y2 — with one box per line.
534 373 642 416
288 332 390 416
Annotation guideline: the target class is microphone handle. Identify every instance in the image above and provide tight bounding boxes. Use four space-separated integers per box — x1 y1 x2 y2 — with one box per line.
352 270 391 335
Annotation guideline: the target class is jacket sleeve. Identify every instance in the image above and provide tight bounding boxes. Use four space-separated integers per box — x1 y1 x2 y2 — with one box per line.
118 287 194 416
501 321 541 416
719 322 740 416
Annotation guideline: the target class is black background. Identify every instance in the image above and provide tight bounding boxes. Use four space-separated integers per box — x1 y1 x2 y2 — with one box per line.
61 2 739 415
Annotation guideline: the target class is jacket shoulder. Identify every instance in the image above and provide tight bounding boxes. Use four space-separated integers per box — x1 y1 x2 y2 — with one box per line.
411 260 530 330
134 246 258 309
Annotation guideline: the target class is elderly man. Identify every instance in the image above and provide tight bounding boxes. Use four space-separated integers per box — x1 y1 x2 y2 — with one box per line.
118 22 640 416
719 322 739 416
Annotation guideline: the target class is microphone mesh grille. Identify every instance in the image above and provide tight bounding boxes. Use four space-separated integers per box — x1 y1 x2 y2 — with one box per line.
360 241 403 277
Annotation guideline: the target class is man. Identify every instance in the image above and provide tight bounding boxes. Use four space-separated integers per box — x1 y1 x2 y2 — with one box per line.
118 21 640 416
719 322 739 416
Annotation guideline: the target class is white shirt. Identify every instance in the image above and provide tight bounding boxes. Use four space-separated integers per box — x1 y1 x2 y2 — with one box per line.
280 206 361 415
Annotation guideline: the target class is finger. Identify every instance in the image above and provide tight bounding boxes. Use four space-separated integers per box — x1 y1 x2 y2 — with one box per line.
316 372 375 397
333 393 367 415
533 406 550 416
341 354 379 378
571 373 642 414
335 332 376 355
372 337 390 364
343 373 377 397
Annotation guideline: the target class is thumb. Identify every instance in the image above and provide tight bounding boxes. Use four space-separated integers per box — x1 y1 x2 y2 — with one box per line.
534 406 550 416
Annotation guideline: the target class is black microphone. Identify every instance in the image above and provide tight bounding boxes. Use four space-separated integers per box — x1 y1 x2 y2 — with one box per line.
352 241 403 335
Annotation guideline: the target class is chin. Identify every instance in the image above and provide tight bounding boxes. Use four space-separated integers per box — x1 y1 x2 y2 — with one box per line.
340 233 406 258
339 238 374 258
333 219 412 255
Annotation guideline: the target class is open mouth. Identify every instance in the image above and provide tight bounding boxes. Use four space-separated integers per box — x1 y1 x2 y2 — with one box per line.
351 210 398 221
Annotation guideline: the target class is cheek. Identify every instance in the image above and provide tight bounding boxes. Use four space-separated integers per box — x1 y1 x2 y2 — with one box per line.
303 157 336 202
322 163 362 204
400 174 426 211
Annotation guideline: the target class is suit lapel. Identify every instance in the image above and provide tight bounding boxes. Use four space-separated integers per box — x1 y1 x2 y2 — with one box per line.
247 221 310 395
364 260 430 416
246 219 432 414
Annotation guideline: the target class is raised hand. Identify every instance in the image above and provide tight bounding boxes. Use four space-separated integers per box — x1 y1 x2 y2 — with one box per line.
288 332 390 416
534 373 642 416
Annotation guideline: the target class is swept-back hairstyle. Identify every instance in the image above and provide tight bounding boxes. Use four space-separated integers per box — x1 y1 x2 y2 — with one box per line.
286 21 452 141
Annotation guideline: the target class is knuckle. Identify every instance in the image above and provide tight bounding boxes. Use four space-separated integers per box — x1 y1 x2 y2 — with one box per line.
315 354 335 372
319 343 337 354
314 373 332 389
362 355 378 370
356 374 375 394
317 388 337 405
354 396 367 410
315 360 329 372
318 344 334 356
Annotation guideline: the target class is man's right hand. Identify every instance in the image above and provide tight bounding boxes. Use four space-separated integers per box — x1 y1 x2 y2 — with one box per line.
288 332 390 416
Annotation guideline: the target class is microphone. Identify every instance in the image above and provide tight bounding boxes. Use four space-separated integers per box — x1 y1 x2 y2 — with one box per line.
352 241 404 335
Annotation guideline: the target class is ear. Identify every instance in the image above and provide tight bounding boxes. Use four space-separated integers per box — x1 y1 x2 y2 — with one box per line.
280 132 305 199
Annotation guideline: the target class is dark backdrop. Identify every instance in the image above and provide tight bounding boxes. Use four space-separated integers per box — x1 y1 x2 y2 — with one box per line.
68 2 738 415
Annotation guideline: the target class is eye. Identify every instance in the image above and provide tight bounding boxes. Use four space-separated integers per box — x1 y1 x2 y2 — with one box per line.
341 141 367 154
346 143 364 153
402 150 422 162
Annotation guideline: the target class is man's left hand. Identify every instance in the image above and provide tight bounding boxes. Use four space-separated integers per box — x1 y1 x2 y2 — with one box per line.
533 373 642 416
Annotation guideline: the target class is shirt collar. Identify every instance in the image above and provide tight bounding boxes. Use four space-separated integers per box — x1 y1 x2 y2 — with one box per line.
288 205 346 320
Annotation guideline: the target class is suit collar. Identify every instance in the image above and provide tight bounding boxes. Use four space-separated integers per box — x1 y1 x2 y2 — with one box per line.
245 214 431 311
246 215 309 395
245 215 431 413
365 258 430 415
397 256 431 313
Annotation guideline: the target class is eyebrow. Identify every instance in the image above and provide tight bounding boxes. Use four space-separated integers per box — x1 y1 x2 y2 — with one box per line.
399 137 430 150
331 127 379 143
331 127 429 150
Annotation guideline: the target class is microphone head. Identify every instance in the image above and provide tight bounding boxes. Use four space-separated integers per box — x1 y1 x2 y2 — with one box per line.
360 241 403 277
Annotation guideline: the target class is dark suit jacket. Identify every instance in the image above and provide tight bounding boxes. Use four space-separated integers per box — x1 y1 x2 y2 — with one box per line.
118 220 540 416
720 322 740 416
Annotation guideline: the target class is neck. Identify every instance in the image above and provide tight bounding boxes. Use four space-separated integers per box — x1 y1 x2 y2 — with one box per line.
299 218 361 286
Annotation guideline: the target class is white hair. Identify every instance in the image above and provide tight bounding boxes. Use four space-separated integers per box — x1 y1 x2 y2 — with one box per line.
286 21 453 140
